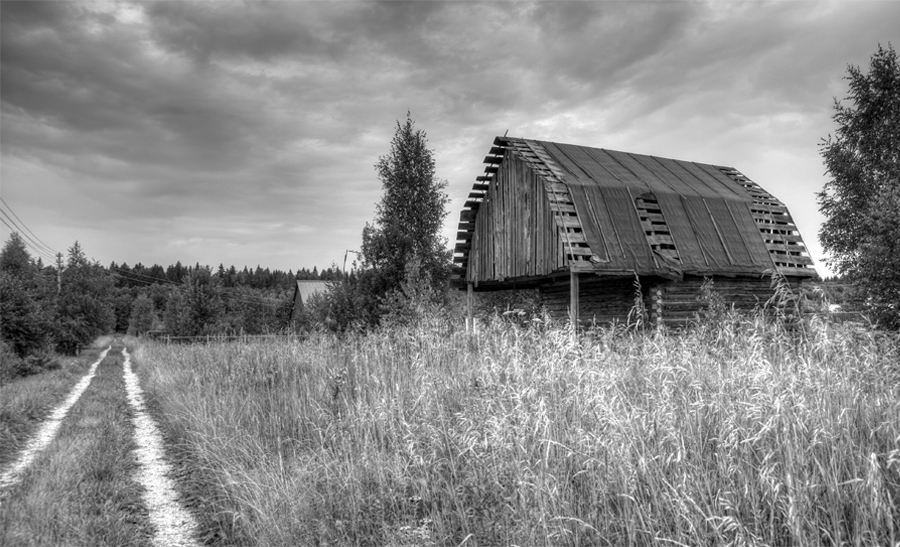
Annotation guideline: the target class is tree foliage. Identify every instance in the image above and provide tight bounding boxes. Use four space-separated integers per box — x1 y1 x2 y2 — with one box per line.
56 241 116 352
127 294 157 335
361 113 452 301
818 43 900 328
0 233 34 279
0 233 56 358
164 267 225 336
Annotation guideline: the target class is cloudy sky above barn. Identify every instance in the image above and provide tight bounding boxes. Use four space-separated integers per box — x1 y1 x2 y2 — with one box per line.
2 1 898 278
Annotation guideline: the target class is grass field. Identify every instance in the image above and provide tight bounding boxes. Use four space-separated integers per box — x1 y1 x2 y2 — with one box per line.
134 314 900 546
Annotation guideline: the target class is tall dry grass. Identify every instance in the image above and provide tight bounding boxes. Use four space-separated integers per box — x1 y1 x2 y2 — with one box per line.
135 313 899 546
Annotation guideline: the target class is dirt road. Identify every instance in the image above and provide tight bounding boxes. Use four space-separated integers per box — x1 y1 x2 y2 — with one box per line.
0 341 201 547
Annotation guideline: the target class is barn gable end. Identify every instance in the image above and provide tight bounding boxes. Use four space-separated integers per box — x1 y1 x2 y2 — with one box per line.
455 137 816 326
289 280 330 322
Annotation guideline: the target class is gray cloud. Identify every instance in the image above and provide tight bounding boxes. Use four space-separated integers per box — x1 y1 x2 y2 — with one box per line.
2 0 899 273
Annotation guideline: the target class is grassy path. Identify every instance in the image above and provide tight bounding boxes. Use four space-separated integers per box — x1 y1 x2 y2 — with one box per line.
123 347 201 547
0 346 110 492
0 342 111 467
0 341 201 547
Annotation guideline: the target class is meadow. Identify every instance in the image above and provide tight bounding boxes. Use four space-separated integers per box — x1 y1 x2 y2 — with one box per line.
134 313 899 547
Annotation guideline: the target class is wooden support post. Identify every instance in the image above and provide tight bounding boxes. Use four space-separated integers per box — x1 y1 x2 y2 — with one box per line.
467 283 474 332
569 270 580 326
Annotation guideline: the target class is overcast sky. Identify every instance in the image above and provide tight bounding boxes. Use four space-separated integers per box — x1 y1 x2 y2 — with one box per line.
2 1 898 278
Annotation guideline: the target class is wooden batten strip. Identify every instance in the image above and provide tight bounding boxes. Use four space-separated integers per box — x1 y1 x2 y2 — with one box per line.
555 216 582 228
550 203 577 214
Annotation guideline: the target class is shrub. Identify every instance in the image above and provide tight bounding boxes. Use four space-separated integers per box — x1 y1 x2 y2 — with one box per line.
0 339 23 386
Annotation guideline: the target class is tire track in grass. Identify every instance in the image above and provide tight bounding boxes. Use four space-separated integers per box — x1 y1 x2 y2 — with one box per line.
0 346 111 495
122 347 201 547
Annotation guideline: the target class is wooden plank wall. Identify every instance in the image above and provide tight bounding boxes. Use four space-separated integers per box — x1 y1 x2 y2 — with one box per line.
467 152 560 284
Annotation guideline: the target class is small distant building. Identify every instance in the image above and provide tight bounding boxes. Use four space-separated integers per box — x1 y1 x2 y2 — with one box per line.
454 136 817 327
289 280 330 321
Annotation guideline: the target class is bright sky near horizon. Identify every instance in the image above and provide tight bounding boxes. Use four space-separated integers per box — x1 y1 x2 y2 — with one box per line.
2 1 899 278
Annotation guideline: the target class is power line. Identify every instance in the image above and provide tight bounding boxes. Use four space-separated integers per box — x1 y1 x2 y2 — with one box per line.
0 199 290 306
0 211 58 261
0 216 57 262
0 198 58 256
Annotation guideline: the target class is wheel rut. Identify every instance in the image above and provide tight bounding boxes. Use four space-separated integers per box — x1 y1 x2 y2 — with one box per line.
0 342 202 547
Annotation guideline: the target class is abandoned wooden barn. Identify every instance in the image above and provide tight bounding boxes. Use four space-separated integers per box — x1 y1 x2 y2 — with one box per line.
454 137 817 326
288 280 330 322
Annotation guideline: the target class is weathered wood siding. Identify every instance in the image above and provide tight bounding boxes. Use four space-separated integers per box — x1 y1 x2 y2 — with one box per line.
539 276 652 325
538 274 804 326
657 275 801 326
468 151 561 284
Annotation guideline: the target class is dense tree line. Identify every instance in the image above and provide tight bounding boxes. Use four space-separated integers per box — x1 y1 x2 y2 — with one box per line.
109 260 342 290
0 232 345 381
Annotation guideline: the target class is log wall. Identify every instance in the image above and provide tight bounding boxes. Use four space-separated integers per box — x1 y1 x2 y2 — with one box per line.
657 275 801 327
539 276 652 325
538 274 804 327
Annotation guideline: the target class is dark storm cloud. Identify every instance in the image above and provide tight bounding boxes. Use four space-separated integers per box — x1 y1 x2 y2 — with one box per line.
1 0 899 272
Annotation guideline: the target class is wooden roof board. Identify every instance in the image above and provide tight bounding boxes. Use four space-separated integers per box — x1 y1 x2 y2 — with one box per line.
724 200 778 268
655 194 709 272
605 151 683 195
539 141 605 184
538 140 755 202
705 198 758 267
294 280 330 303
569 185 674 276
645 157 726 199
689 162 757 200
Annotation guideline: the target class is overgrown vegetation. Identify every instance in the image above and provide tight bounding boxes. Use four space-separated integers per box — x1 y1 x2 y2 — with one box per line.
818 43 900 328
136 313 899 546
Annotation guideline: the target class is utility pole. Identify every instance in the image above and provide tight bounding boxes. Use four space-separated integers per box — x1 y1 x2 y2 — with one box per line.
56 252 66 295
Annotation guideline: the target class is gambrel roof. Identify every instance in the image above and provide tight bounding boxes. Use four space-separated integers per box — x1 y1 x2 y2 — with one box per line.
455 137 816 285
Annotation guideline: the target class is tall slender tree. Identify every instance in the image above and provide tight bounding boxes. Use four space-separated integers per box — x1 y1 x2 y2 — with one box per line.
818 43 900 327
361 112 451 297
